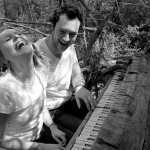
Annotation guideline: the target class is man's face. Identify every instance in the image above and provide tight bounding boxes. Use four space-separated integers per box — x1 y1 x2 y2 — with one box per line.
52 14 80 53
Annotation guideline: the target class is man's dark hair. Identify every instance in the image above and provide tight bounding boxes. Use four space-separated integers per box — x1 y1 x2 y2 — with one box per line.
50 4 84 29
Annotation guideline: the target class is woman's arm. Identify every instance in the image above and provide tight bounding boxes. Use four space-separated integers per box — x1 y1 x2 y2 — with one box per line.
42 108 53 127
0 112 65 150
42 108 66 146
0 113 34 150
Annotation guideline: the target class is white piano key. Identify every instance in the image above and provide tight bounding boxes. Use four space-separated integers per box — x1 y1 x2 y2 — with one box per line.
93 110 110 114
76 137 95 143
102 95 117 98
88 119 105 124
100 98 116 101
84 125 100 130
88 119 105 127
89 116 106 122
73 143 91 150
109 85 120 88
94 107 110 111
103 91 119 95
102 94 117 97
91 113 108 117
93 109 110 113
97 103 113 108
109 82 120 84
99 99 115 103
80 130 98 136
98 101 114 105
71 147 83 150
100 97 115 100
70 71 124 150
92 111 109 116
92 112 107 115
91 112 108 116
94 108 110 111
105 88 120 92
104 95 117 99
112 81 121 83
77 135 96 141
97 103 113 107
84 125 101 131
101 95 117 98
82 128 99 133
101 97 116 100
75 140 93 145
86 120 102 127
107 88 120 91
79 132 97 138
78 134 97 141
91 112 107 116
75 139 94 145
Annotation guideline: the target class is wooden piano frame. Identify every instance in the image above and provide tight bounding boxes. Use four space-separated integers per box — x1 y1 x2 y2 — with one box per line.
65 54 150 150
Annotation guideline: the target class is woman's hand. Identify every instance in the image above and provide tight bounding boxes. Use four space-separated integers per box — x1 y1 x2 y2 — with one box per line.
50 124 66 146
38 143 65 150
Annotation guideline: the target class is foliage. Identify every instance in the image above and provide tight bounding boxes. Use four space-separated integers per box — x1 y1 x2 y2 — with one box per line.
128 24 150 52
1 0 150 98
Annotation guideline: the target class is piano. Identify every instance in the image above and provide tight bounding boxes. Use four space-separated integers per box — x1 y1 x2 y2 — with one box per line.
65 54 150 150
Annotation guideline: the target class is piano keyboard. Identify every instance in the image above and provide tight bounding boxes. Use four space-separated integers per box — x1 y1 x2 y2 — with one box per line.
67 71 125 150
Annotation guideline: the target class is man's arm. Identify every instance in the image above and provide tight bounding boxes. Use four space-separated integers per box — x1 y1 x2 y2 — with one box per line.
72 61 97 110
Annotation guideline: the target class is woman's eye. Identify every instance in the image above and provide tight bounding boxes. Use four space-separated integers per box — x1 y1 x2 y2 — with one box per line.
18 33 23 36
5 37 11 42
17 31 23 35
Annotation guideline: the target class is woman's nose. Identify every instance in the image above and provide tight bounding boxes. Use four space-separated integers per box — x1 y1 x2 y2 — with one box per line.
13 34 20 42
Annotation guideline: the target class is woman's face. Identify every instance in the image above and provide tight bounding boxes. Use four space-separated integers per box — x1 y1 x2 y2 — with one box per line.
0 29 33 63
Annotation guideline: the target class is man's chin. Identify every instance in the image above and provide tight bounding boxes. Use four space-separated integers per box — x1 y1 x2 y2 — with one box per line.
58 45 69 52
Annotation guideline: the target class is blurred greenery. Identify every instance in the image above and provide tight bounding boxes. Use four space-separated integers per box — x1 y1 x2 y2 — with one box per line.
1 0 150 98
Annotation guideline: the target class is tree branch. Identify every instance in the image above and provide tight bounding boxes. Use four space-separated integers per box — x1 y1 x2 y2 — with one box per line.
77 0 98 26
0 18 97 33
0 18 51 25
86 7 115 59
26 0 34 22
115 0 127 27
4 22 48 37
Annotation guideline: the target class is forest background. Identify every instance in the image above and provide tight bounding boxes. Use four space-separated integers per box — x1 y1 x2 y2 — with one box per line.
0 0 150 98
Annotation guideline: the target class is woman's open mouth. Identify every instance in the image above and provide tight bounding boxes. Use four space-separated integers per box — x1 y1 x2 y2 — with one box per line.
16 41 26 50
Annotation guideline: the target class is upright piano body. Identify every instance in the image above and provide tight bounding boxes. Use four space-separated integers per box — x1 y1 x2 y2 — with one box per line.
65 54 150 150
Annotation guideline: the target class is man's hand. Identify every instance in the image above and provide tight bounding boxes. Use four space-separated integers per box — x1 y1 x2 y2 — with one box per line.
50 124 66 146
75 86 97 110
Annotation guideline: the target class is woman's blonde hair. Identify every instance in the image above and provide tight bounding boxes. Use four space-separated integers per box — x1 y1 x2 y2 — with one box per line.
0 27 51 77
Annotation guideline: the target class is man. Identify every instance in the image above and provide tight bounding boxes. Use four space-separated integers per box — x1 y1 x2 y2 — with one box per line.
35 3 97 143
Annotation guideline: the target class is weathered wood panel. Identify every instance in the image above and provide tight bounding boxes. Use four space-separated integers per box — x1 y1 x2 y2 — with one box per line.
91 54 150 150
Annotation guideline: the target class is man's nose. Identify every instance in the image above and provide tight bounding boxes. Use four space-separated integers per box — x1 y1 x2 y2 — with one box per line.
63 34 70 41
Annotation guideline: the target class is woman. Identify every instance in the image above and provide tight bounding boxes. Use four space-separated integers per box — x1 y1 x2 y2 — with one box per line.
0 28 66 150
